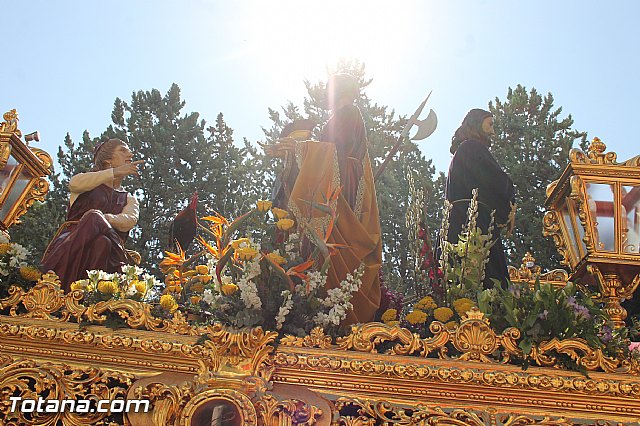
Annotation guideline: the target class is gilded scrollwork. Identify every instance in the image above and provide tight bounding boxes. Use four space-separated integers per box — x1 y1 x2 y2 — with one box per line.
542 210 571 267
281 326 333 349
29 147 54 172
255 393 323 426
196 323 278 382
0 109 21 136
452 309 500 362
133 381 195 426
569 137 619 166
5 176 50 228
334 398 489 425
0 356 134 426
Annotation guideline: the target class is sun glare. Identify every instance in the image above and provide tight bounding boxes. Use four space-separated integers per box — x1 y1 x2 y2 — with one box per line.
240 0 420 86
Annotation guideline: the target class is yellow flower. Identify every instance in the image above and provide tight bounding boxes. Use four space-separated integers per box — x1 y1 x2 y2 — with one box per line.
445 321 458 330
97 280 118 295
190 295 202 304
256 200 273 212
167 284 183 293
221 283 239 296
236 247 259 261
195 264 209 275
231 238 251 250
276 218 295 231
405 309 428 325
266 252 287 265
381 308 397 323
19 266 42 282
0 243 11 255
160 294 179 313
181 269 197 278
434 307 454 322
271 207 289 219
387 321 400 327
453 298 476 316
199 274 212 284
134 280 147 295
70 280 89 291
415 296 437 311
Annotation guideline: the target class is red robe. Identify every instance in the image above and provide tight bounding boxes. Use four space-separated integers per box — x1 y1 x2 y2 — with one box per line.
41 184 130 291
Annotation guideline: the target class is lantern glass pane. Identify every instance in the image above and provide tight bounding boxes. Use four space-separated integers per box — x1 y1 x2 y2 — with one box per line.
585 182 616 252
0 159 33 223
566 197 588 259
0 155 20 199
622 185 640 254
561 201 579 265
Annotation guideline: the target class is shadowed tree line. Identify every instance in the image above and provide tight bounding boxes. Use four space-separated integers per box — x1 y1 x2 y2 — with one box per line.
10 62 586 291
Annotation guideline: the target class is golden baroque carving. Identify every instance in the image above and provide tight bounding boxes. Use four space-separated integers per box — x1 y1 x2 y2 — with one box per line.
542 210 571 267
279 310 638 375
29 147 54 172
255 393 323 426
0 356 134 425
0 109 21 136
0 272 85 320
569 137 618 165
196 323 278 382
334 398 488 425
281 327 334 349
452 308 500 362
332 397 634 425
8 176 50 228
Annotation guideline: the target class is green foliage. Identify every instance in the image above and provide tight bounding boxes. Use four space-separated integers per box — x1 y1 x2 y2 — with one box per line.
442 225 493 302
489 85 588 269
477 280 626 362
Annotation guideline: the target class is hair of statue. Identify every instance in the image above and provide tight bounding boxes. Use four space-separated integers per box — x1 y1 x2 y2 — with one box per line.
93 138 126 171
450 109 493 154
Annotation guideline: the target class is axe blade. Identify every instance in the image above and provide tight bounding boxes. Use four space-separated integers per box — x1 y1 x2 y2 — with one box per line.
411 109 438 141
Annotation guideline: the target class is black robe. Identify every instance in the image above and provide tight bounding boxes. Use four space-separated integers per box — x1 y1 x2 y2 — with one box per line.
445 139 515 287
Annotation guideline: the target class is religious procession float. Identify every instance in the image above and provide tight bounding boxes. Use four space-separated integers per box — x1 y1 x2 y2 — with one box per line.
1 87 640 426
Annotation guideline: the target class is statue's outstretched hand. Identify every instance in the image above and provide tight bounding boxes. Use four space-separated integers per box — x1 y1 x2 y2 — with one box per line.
113 160 144 178
260 139 296 158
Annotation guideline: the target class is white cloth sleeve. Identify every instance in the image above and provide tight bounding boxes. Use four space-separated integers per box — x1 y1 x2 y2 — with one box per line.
68 169 115 207
103 195 139 232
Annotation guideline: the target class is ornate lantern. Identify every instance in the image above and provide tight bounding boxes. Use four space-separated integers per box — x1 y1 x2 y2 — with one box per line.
0 109 52 235
544 137 640 327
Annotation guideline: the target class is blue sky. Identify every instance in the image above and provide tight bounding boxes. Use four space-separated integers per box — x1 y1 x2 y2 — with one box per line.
4 0 639 174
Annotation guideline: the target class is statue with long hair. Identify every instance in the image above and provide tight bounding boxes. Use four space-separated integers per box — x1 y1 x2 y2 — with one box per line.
41 138 143 291
445 109 516 287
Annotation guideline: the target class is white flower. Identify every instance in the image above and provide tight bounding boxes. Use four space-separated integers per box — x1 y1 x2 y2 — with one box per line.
313 264 364 328
8 243 29 261
275 290 294 330
86 270 109 282
203 289 215 305
126 284 137 296
0 234 9 244
121 264 143 277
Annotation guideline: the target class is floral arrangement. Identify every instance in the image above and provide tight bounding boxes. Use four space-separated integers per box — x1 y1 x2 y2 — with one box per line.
69 265 162 304
159 197 364 336
384 186 635 369
478 280 635 362
0 234 42 298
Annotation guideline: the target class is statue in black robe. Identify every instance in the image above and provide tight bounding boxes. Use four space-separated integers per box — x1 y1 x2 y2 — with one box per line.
445 109 515 288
